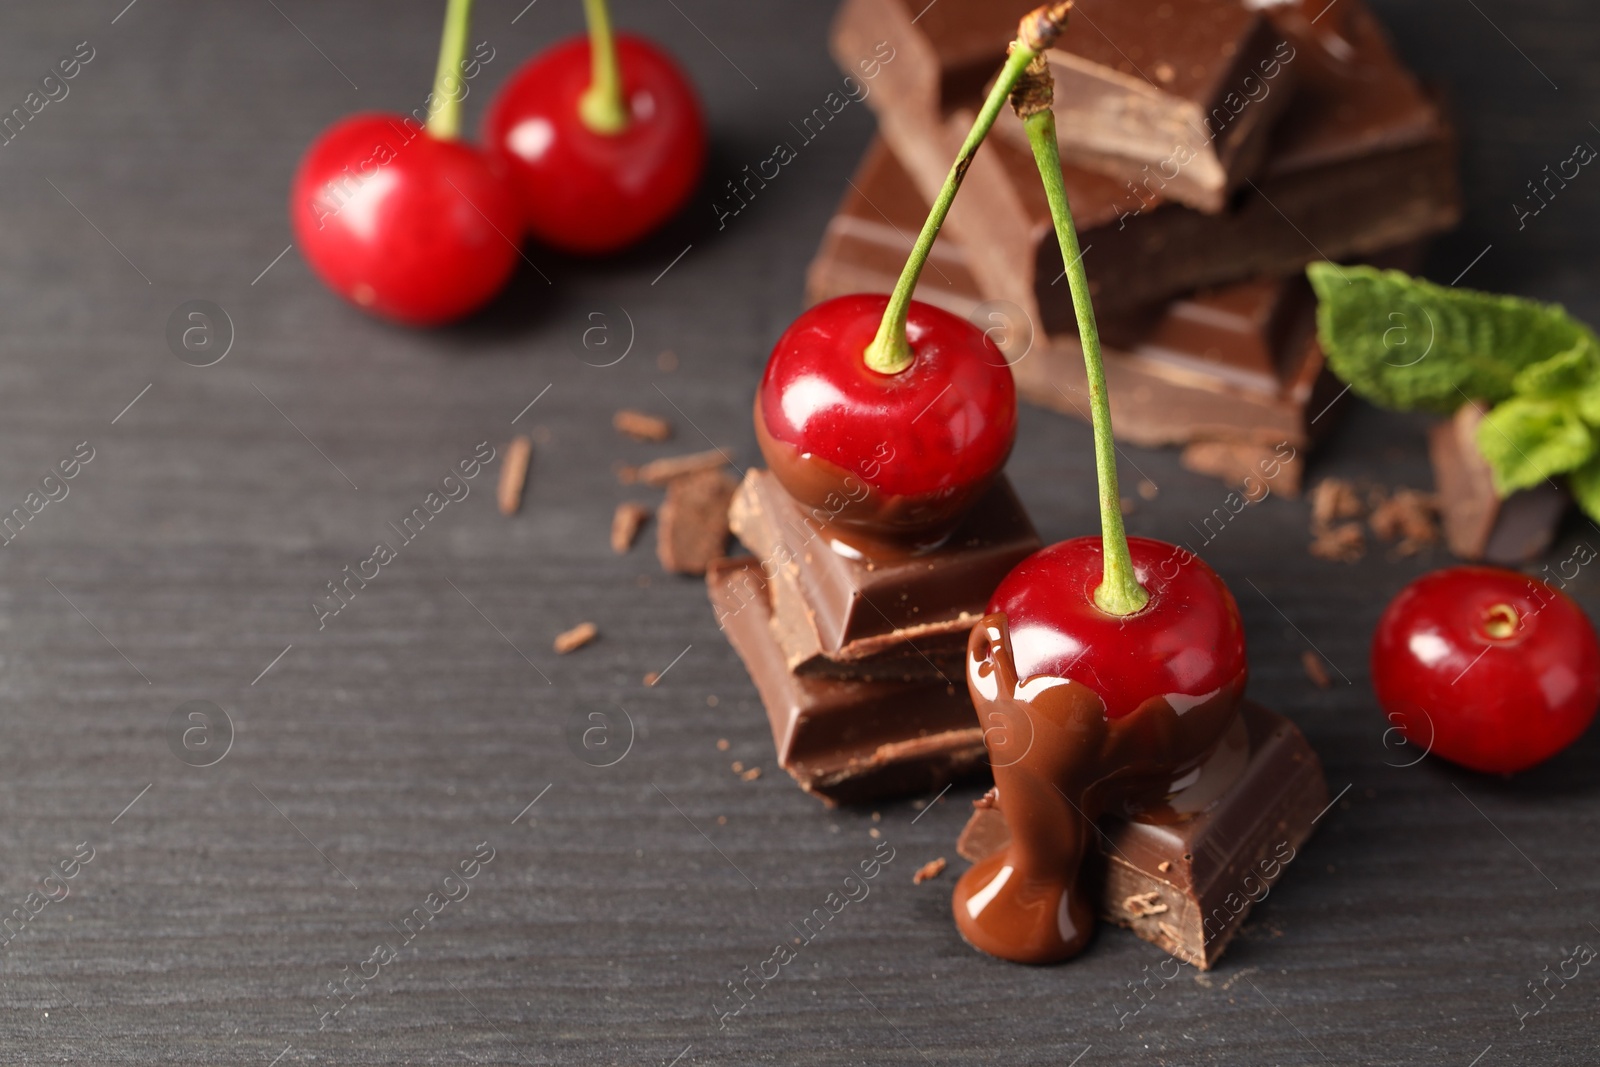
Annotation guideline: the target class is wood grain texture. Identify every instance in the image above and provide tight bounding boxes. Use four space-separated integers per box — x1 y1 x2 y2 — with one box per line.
0 1 1594 1063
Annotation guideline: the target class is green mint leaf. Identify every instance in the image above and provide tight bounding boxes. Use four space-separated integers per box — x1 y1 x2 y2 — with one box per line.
1474 395 1595 495
1308 263 1600 413
1567 452 1600 523
1512 338 1600 397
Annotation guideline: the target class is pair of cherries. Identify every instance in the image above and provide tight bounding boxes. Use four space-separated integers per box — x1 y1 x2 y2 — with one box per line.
290 0 706 326
758 3 1249 965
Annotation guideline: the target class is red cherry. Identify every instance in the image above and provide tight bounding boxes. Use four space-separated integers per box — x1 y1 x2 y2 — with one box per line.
755 294 1017 548
484 33 705 255
987 536 1248 719
952 537 1248 963
1372 566 1600 774
291 114 523 326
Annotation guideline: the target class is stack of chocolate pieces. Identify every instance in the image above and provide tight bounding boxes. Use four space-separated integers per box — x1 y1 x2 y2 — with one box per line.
710 472 1041 804
813 0 1461 491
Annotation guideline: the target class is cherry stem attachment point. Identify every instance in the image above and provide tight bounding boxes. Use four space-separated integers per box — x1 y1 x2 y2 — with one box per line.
579 0 629 135
1019 82 1149 616
426 0 475 140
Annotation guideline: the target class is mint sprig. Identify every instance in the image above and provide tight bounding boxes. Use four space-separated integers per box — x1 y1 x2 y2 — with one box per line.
1307 263 1598 412
1308 262 1600 518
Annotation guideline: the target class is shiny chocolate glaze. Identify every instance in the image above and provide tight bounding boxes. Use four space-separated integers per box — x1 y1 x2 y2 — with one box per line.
951 614 1245 964
754 399 995 559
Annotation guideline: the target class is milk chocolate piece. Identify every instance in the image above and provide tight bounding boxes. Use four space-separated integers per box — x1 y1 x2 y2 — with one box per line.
992 0 1298 212
707 557 986 805
957 702 1327 968
1429 403 1569 562
728 467 1040 678
807 140 1344 453
833 0 1460 316
657 468 736 575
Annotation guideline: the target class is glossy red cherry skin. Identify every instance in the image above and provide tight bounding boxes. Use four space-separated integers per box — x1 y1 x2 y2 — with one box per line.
755 294 1017 547
988 537 1248 719
1372 566 1600 774
484 34 705 255
291 114 523 326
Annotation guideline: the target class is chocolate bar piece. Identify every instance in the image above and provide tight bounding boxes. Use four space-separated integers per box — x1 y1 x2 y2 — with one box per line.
707 557 986 805
807 139 1344 455
992 0 1297 212
728 466 1040 678
956 702 1327 969
832 0 1460 317
1429 403 1569 562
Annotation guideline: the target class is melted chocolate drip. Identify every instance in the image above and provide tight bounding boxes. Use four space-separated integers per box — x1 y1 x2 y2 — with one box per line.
952 613 1245 963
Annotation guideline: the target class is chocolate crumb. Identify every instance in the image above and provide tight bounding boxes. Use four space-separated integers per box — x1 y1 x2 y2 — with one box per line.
643 671 659 686
1310 521 1365 563
731 760 744 773
868 828 881 839
913 857 948 884
611 502 652 554
552 621 597 654
706 695 718 707
619 449 731 487
1311 478 1364 528
498 435 533 516
1124 891 1169 918
716 738 730 751
613 409 673 442
1120 496 1136 515
871 811 881 822
1138 479 1159 500
1368 487 1440 555
740 766 761 781
1301 649 1332 689
716 815 727 825
657 468 737 575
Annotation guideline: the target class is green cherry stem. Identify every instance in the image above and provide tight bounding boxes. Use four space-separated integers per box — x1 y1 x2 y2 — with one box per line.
426 0 475 140
860 48 1037 374
1021 94 1149 616
579 0 629 135
863 2 1074 375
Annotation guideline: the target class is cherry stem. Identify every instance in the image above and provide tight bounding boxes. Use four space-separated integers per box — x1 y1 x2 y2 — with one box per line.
1483 603 1519 639
426 0 474 139
861 45 1038 375
1021 105 1149 616
579 0 629 135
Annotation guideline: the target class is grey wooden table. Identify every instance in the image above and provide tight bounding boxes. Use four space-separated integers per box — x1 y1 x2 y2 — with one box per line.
0 1 1594 1063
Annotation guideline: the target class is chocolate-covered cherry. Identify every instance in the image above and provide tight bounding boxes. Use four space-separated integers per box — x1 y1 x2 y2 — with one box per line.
953 539 1247 963
291 0 521 326
755 294 1016 552
484 0 705 254
1372 566 1600 774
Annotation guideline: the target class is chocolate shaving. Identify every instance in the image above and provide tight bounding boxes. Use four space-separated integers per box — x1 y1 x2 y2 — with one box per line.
498 435 532 516
613 409 673 442
913 857 948 884
1368 488 1440 556
1310 521 1365 563
1311 478 1364 528
619 449 731 487
1301 650 1332 689
611 502 652 554
553 621 597 654
657 468 737 575
740 766 762 782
